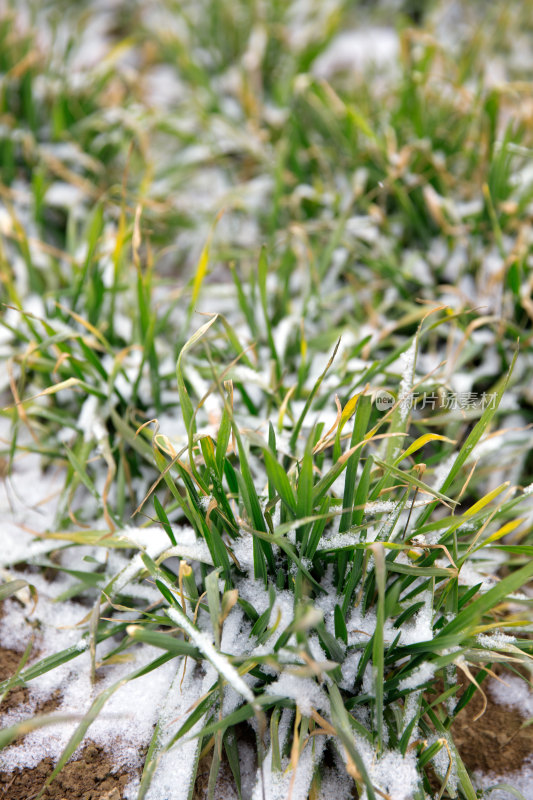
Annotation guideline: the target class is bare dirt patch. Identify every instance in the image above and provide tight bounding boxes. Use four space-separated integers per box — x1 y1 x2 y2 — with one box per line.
0 631 61 718
425 667 533 794
0 644 31 713
0 743 131 800
451 671 533 777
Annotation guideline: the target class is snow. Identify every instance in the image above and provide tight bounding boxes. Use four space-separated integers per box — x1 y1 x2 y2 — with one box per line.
312 28 400 80
250 710 326 800
230 532 256 574
265 672 327 716
427 734 458 795
432 453 458 491
342 734 419 800
220 608 257 715
118 526 176 555
398 661 436 692
339 650 361 691
0 589 179 773
78 395 107 442
0 426 65 568
162 538 213 565
360 491 396 515
119 525 213 566
489 674 533 719
474 762 533 800
0 516 223 785
476 631 517 651
106 552 147 596
345 590 435 652
376 505 400 541
402 690 421 743
317 530 361 551
398 339 417 422
166 605 256 706
457 561 497 593
135 660 207 800
44 182 87 210
398 594 434 646
142 65 185 110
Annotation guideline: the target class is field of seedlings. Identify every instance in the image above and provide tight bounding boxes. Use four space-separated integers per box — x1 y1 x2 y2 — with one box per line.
1 1 533 798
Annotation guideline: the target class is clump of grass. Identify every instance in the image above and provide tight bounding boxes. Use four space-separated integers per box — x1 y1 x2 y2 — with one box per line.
2 249 533 799
1 2 533 800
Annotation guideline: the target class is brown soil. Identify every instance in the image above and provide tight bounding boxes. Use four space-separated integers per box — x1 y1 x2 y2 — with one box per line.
0 599 33 712
451 670 533 777
0 644 31 713
0 638 61 718
0 743 131 800
424 666 533 798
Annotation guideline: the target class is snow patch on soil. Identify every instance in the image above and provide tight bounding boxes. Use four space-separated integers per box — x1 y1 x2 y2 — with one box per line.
312 28 400 79
474 762 533 800
0 589 178 774
489 674 533 719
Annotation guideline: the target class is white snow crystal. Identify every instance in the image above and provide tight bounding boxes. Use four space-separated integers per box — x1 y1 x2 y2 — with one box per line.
313 28 400 80
489 675 533 719
398 339 417 422
265 672 327 715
